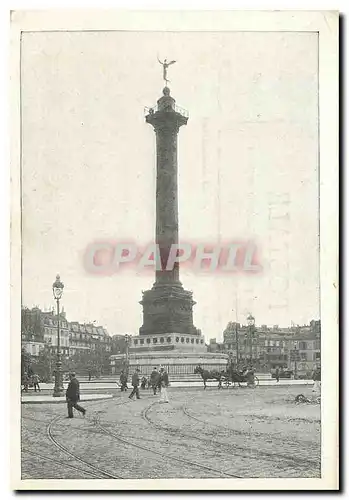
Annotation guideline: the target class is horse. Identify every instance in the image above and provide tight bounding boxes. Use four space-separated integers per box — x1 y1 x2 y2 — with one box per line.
194 365 223 390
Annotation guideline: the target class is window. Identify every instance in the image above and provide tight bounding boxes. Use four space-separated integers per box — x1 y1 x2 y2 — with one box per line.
134 340 138 345
176 337 179 342
196 339 199 344
146 338 151 344
153 338 157 343
186 338 190 343
200 340 204 344
160 337 164 343
140 339 144 345
191 339 194 344
167 337 171 343
181 337 184 343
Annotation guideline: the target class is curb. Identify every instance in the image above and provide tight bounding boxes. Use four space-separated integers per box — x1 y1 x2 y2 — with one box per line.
21 394 114 404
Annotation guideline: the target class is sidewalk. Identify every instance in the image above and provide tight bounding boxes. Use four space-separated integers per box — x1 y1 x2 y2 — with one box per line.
21 393 113 404
28 378 314 392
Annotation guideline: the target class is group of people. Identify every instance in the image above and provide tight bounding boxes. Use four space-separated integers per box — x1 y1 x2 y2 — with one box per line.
21 372 41 392
119 366 170 403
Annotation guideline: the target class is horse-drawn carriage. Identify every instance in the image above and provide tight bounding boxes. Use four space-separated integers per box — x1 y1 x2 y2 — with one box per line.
222 369 259 388
194 365 259 389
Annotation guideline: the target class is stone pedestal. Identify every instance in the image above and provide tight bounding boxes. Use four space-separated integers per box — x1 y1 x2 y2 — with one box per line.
139 285 199 336
110 351 229 379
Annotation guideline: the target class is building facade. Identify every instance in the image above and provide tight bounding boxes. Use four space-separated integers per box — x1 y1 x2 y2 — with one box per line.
21 307 111 368
208 320 321 376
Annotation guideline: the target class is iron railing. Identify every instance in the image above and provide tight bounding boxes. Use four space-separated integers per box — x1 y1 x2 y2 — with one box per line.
144 104 189 118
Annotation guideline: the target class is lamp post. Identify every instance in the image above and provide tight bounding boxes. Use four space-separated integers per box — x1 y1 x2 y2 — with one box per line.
124 334 131 377
231 307 239 368
247 314 255 364
293 341 298 379
52 274 64 397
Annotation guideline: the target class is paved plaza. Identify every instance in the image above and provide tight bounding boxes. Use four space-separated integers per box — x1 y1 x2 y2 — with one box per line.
21 385 320 480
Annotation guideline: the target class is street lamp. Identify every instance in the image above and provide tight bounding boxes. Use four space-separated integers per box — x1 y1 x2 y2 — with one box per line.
247 314 255 364
293 341 298 380
231 308 239 368
124 334 131 377
52 274 64 397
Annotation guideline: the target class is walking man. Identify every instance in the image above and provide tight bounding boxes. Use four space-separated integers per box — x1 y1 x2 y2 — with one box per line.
119 370 128 392
32 373 41 392
150 367 160 395
275 367 280 383
129 368 141 400
159 367 170 403
66 372 86 418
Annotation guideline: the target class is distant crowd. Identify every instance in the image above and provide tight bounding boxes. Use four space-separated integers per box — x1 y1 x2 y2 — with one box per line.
21 370 41 392
119 366 170 403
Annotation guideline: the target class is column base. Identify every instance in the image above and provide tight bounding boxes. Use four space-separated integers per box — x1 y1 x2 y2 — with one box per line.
139 283 199 336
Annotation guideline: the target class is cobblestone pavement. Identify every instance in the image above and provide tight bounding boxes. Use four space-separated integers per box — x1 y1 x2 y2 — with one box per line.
21 385 320 479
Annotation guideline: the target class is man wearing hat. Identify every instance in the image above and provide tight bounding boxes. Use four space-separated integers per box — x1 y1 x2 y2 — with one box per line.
150 367 160 395
129 367 141 400
66 372 86 418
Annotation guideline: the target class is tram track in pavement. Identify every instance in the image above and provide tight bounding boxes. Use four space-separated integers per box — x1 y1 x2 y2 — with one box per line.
141 400 320 472
24 395 153 480
22 448 105 479
96 399 242 478
44 394 174 479
25 391 318 478
47 413 123 479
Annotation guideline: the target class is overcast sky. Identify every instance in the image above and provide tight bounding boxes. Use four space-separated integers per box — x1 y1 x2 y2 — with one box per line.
21 30 319 340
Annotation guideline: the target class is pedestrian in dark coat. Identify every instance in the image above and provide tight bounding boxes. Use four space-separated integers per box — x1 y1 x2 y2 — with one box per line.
150 367 160 395
129 368 141 400
22 372 29 393
32 373 41 392
66 372 86 418
119 370 128 391
275 367 280 383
